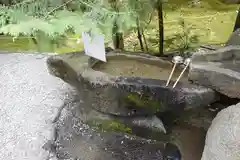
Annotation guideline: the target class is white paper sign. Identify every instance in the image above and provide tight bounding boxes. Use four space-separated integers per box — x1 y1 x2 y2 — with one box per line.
82 31 106 62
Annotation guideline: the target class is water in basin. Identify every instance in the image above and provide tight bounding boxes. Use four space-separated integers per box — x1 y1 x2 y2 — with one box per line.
92 55 188 83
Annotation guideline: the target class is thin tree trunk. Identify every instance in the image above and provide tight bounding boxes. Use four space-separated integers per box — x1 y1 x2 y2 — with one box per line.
115 32 124 50
112 20 124 50
157 0 164 55
111 0 124 50
233 8 240 32
142 29 149 51
136 18 144 51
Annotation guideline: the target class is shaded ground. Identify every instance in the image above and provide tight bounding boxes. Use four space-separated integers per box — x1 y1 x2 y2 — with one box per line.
169 124 206 160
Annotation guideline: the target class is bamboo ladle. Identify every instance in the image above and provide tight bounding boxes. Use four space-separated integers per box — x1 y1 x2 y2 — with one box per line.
166 56 184 87
172 58 191 88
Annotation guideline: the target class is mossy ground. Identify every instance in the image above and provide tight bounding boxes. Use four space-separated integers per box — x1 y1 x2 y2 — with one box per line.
0 0 238 53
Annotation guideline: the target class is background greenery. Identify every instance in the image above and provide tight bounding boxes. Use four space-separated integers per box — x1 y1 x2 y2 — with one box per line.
0 0 238 54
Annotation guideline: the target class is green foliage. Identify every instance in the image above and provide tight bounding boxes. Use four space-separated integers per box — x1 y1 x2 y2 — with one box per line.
127 0 155 27
0 0 141 39
0 0 154 51
164 18 199 55
1 0 236 53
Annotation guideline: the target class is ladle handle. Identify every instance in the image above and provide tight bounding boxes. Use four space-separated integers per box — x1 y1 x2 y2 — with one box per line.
166 63 177 86
172 63 189 88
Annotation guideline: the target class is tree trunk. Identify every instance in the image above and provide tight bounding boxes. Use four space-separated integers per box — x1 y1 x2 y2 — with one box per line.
111 0 124 50
112 20 124 50
233 8 240 32
157 0 164 55
142 29 149 52
136 18 144 51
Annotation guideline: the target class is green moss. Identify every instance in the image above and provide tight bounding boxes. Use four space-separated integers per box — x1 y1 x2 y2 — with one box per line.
86 119 132 134
124 93 162 113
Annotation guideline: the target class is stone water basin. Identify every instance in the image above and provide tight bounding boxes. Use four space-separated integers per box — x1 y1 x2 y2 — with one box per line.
47 51 217 116
46 51 218 160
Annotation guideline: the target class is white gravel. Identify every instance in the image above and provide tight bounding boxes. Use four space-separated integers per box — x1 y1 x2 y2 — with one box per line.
0 53 75 160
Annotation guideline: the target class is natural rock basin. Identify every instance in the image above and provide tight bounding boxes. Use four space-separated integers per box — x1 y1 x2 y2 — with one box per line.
92 54 188 82
47 51 217 115
46 51 220 160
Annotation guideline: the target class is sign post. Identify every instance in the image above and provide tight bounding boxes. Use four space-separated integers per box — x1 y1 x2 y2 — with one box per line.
82 31 106 62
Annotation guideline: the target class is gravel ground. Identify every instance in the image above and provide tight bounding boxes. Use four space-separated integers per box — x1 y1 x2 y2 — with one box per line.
0 52 76 160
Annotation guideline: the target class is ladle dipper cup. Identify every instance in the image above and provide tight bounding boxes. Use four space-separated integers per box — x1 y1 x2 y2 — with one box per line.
172 58 191 88
166 56 184 87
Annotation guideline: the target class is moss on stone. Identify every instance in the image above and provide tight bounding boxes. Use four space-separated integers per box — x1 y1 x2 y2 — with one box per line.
124 93 162 113
86 119 132 134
